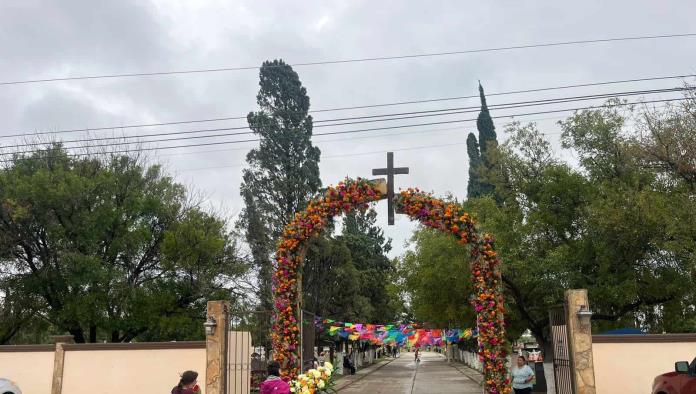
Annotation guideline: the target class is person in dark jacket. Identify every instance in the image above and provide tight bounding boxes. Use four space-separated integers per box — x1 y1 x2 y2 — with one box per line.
171 370 201 394
343 352 356 375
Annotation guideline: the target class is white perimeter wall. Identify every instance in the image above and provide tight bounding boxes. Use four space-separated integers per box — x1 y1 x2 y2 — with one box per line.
593 336 696 394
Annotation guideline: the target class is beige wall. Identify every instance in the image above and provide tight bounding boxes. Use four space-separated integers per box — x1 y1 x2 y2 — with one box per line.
593 337 696 394
0 349 54 394
61 347 206 394
0 343 206 394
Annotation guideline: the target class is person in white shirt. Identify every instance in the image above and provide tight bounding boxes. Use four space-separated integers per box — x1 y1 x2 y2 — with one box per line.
511 355 535 394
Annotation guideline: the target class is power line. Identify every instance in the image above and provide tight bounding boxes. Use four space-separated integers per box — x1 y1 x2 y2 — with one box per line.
311 74 695 113
1 96 684 157
149 104 672 160
155 125 475 159
0 96 686 162
2 33 695 86
177 141 471 173
0 87 686 150
309 87 684 126
3 73 693 139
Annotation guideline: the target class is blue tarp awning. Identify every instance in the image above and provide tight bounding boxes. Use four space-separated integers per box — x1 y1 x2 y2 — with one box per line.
597 328 643 335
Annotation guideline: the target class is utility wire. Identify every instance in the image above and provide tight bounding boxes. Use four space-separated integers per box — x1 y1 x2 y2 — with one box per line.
0 96 686 162
3 73 694 139
0 87 686 150
4 88 681 153
1 96 683 157
2 33 695 86
153 105 668 160
178 141 471 173
311 74 695 113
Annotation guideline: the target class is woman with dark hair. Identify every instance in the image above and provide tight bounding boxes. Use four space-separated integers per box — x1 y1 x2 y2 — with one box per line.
259 361 290 394
511 355 535 394
171 370 201 394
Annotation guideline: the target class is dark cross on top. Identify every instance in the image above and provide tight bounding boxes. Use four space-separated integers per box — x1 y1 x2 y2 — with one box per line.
372 152 409 225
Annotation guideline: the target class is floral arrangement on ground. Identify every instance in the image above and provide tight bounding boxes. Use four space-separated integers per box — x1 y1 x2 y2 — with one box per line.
290 361 335 394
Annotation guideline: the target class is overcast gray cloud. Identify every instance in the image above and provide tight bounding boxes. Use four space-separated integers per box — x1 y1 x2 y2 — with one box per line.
1 0 695 256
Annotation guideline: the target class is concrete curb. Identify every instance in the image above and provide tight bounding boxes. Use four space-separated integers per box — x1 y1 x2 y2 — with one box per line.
333 357 397 391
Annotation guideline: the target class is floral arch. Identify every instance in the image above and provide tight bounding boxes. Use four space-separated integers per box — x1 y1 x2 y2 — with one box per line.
272 178 510 394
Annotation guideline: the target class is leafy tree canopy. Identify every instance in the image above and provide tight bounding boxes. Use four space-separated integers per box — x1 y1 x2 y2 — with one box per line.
0 147 247 343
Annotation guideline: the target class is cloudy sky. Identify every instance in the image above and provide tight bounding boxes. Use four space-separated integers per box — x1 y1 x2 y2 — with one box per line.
1 0 695 256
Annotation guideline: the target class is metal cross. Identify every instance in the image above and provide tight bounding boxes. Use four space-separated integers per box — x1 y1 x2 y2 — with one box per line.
372 152 409 225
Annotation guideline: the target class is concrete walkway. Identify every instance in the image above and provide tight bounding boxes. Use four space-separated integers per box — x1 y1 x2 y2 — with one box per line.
337 351 483 394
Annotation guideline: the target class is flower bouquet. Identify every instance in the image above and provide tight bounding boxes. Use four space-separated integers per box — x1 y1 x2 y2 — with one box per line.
290 362 335 393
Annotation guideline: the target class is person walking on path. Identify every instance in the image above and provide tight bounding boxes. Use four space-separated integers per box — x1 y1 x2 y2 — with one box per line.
259 361 290 394
414 348 420 363
171 370 201 394
511 355 535 394
343 351 356 375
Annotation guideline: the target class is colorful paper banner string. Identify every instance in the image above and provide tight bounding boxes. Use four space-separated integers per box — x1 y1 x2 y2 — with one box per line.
314 317 475 347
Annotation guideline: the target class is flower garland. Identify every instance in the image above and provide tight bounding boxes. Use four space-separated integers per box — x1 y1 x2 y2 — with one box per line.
272 178 383 380
395 188 510 394
272 179 510 393
290 361 335 394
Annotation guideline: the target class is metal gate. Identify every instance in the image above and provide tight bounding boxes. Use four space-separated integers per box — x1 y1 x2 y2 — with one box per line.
549 306 574 394
227 331 252 394
301 310 316 372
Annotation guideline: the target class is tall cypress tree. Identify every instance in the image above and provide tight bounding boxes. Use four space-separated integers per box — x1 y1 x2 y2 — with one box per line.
238 59 321 351
466 82 498 198
466 133 482 198
477 82 498 160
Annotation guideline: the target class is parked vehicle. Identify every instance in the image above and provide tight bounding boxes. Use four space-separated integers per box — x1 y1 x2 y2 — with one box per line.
0 378 22 394
652 358 696 394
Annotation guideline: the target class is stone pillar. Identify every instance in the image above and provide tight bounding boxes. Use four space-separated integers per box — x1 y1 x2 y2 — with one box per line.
50 343 66 394
49 335 73 394
206 300 230 394
565 289 597 394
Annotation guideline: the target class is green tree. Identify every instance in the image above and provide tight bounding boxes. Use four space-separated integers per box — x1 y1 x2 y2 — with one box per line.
404 94 696 348
302 210 399 324
302 235 371 322
466 83 498 198
0 147 246 343
338 210 395 322
466 133 482 198
238 59 322 347
477 82 498 159
635 93 696 331
399 228 476 329
481 99 695 344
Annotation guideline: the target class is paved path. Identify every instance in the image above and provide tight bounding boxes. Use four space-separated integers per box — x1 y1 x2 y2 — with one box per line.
337 351 482 394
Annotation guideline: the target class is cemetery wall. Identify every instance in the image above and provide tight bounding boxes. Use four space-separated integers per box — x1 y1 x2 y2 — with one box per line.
0 345 54 394
592 334 696 394
0 341 206 394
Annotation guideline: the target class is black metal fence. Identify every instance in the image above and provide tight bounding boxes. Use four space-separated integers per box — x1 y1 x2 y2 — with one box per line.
301 309 316 372
549 306 574 394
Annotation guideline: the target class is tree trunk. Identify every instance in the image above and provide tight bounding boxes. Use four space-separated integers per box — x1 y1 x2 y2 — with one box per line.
89 325 97 343
69 326 86 343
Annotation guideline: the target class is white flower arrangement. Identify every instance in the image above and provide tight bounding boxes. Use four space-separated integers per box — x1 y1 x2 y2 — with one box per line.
290 361 335 393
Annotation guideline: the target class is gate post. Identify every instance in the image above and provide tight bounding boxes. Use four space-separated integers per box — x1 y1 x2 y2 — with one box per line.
564 289 597 394
207 300 230 394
